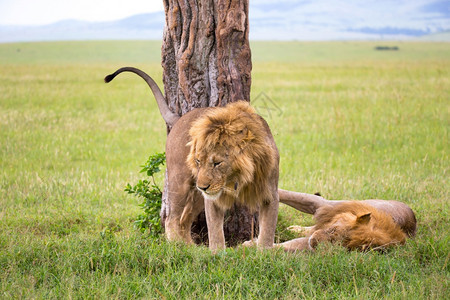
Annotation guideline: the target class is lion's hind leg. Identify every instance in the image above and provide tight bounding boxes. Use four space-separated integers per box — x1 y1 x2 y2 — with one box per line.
179 192 205 243
165 181 197 244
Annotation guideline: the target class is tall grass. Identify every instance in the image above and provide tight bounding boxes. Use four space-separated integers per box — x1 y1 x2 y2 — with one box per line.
0 41 448 299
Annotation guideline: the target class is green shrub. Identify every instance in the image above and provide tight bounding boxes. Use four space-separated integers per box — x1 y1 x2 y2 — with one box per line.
125 152 166 235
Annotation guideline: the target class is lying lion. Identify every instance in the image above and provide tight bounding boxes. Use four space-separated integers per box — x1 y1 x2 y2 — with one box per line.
106 67 280 251
277 190 417 252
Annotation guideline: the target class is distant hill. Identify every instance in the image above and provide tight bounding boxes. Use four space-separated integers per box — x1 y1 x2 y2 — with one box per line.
1 1 449 42
0 13 165 42
248 0 449 41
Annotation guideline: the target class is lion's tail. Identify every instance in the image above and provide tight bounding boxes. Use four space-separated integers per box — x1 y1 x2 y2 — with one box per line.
104 67 180 127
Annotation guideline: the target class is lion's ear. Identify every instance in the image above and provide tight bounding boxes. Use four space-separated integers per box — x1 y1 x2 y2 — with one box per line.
241 127 256 142
356 213 371 224
238 127 256 153
239 127 248 137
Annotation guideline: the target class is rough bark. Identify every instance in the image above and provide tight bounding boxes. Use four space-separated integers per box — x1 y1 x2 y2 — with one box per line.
160 0 255 246
161 0 251 113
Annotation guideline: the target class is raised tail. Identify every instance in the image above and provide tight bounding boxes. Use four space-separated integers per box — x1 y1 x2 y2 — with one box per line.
104 67 180 127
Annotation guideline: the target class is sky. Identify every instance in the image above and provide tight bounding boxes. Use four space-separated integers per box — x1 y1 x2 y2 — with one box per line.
0 0 448 40
0 0 164 25
0 0 448 28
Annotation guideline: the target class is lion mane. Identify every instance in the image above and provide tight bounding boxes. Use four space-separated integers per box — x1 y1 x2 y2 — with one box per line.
187 101 277 210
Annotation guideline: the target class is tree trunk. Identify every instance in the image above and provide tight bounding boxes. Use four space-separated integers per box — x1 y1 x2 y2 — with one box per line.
160 0 256 246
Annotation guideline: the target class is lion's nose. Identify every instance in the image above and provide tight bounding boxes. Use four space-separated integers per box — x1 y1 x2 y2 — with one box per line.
197 184 210 192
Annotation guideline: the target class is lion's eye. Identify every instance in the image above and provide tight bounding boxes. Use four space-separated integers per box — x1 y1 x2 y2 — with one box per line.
213 162 222 167
195 159 200 166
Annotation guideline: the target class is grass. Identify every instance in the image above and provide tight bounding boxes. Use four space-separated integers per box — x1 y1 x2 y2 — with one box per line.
0 40 449 299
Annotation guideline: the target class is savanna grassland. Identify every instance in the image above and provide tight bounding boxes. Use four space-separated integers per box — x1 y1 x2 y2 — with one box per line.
0 40 448 299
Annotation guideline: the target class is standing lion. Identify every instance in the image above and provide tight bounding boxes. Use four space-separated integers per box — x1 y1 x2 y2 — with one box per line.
106 67 279 251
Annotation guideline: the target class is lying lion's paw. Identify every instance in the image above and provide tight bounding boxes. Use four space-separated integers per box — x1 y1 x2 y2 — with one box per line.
308 229 329 250
287 225 313 234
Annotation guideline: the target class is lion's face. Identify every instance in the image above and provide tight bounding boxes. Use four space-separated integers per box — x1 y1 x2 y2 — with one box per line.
192 146 238 201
